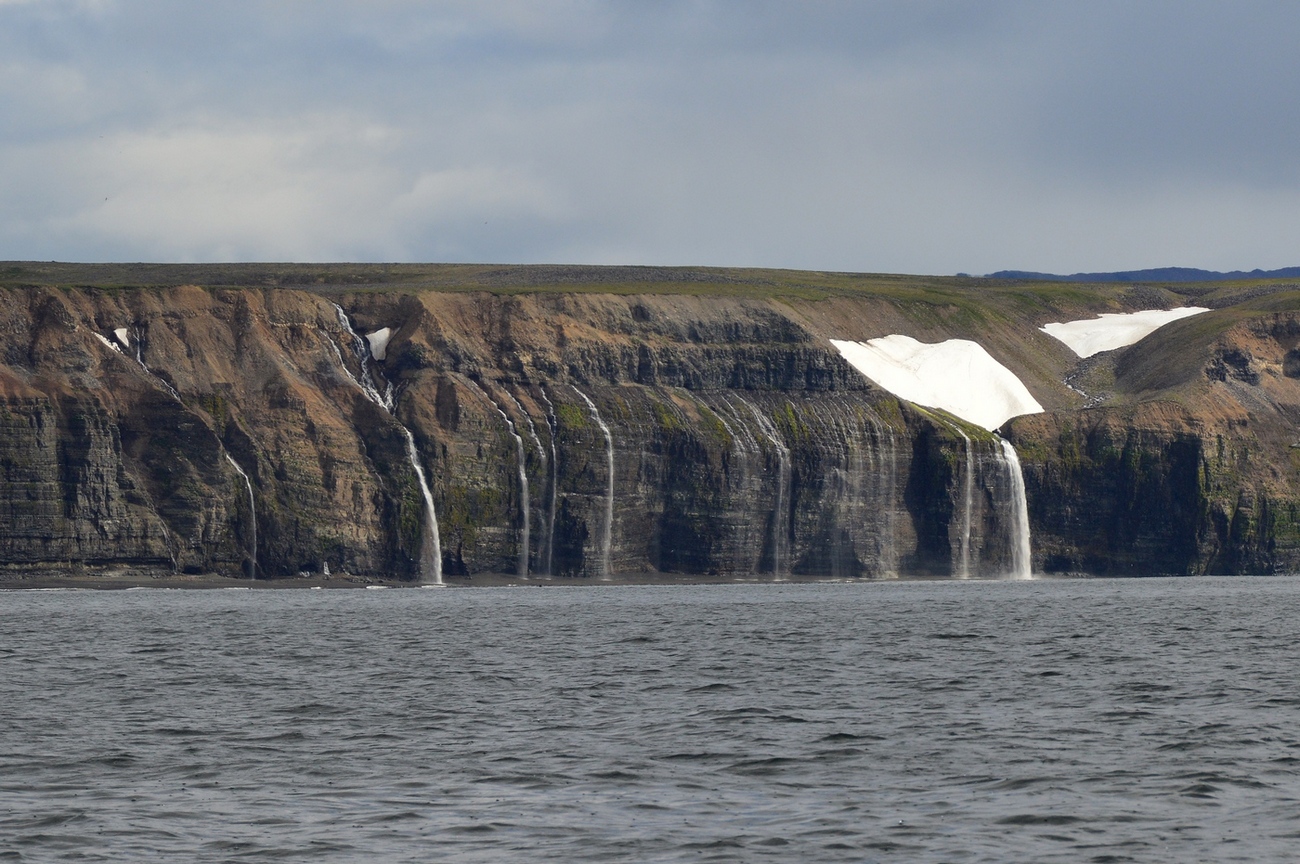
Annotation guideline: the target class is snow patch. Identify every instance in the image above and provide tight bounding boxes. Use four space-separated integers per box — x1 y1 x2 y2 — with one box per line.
365 327 392 361
831 336 1044 431
1041 307 1210 358
94 333 122 353
113 327 130 348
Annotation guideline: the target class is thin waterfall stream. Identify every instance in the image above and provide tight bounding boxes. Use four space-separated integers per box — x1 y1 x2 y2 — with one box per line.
224 453 258 578
573 386 614 579
961 432 974 578
506 390 548 576
329 304 443 584
130 328 181 402
715 396 766 575
949 425 975 579
735 395 791 579
538 386 560 577
103 325 250 576
884 427 899 575
468 379 531 578
858 410 897 577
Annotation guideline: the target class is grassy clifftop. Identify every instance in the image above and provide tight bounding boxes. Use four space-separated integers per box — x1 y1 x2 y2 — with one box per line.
3 259 1292 312
9 260 1294 415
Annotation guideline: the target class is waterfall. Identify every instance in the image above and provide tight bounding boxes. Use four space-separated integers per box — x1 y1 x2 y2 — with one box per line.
331 306 392 410
103 325 249 576
716 396 765 575
996 437 1033 579
224 453 257 579
835 397 869 578
735 395 791 579
538 385 560 577
882 423 899 577
402 428 444 583
506 390 548 576
573 386 614 579
468 379 530 578
330 304 442 584
952 427 974 579
129 327 182 402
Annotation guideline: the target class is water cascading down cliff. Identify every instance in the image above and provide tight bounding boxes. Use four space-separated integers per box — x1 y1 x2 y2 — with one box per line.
4 270 1292 581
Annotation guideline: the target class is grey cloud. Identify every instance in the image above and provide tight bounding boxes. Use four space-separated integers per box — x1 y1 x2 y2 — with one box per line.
1 1 1299 272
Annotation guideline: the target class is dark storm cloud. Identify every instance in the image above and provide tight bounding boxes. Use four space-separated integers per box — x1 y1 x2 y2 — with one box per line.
1 1 1298 272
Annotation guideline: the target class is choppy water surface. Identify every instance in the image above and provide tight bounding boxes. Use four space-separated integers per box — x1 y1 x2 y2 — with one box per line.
4 578 1300 862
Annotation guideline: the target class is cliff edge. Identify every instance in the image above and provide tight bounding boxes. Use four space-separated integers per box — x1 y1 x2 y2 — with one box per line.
0 262 1295 581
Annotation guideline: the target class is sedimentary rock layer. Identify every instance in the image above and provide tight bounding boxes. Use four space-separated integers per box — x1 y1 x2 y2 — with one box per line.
0 272 1295 579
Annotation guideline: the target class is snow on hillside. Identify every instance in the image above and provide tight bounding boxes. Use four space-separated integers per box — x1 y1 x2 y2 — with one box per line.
830 336 1044 431
1040 307 1209 358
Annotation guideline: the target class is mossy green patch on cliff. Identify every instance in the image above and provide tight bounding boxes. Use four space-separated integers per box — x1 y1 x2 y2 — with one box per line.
554 402 588 430
651 398 687 434
772 401 811 445
693 401 732 451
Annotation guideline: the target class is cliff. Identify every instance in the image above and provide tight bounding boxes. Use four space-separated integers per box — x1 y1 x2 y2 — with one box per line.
0 262 1296 581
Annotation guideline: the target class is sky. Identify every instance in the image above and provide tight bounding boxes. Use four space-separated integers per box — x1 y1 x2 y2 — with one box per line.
3 1 1300 274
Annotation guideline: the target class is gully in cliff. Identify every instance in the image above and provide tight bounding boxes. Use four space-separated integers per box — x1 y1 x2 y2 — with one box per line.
98 322 259 579
329 305 444 585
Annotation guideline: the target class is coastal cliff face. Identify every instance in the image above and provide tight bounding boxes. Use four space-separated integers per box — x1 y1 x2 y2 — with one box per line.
0 265 1296 580
1011 310 1300 575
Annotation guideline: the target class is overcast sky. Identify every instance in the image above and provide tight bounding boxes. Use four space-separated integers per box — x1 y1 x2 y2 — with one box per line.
3 1 1300 274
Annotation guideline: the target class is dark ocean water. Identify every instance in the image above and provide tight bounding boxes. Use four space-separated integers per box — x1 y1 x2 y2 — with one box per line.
3 577 1300 862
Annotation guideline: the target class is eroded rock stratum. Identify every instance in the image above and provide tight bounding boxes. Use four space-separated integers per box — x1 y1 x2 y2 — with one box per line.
0 263 1296 580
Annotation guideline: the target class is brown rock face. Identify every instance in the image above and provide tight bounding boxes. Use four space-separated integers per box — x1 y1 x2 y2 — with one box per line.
0 272 1296 581
1012 311 1300 575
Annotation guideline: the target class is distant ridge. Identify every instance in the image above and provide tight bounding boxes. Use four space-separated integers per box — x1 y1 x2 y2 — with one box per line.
987 266 1300 283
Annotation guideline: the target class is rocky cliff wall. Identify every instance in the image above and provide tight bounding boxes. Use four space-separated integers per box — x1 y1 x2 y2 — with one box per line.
0 283 1295 581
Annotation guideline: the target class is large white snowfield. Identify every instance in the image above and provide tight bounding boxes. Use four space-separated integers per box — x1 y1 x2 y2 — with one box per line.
830 336 1044 431
1040 307 1209 358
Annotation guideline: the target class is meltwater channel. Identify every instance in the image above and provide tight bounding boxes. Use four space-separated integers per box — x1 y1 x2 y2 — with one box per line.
4 578 1300 862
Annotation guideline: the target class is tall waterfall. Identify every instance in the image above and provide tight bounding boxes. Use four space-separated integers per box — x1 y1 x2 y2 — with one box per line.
537 386 560 577
996 437 1033 579
402 428 443 582
224 453 258 578
469 379 530 578
573 386 614 579
506 390 548 576
330 304 442 584
952 427 974 579
735 395 791 579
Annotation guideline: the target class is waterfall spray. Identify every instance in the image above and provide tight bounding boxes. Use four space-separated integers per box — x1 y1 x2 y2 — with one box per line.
329 304 442 584
997 437 1032 579
572 386 614 579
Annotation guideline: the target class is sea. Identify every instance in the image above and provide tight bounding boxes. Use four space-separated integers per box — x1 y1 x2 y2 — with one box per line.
3 576 1300 862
